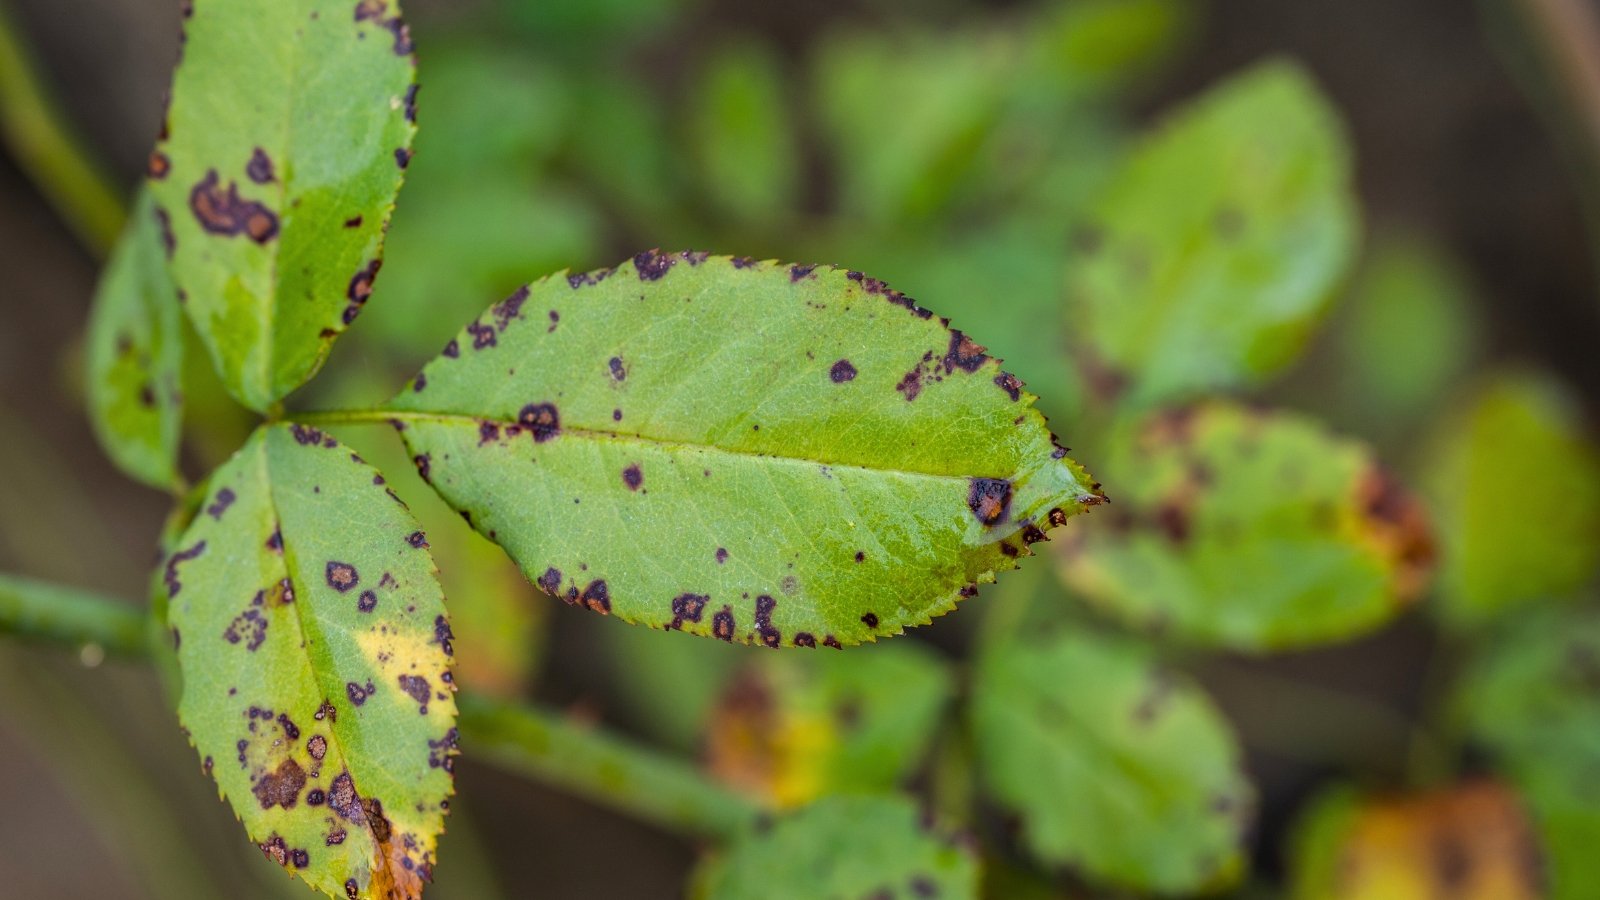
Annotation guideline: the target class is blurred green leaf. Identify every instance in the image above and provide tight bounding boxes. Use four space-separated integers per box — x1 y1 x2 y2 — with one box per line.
163 425 456 899
814 27 1012 223
686 41 800 227
971 628 1252 893
503 0 695 50
1288 781 1542 900
706 643 953 808
84 188 183 490
693 794 980 899
1424 372 1600 630
1457 604 1600 898
150 0 417 411
1271 230 1483 446
392 254 1102 647
1025 0 1192 93
1056 401 1433 650
1066 60 1359 412
561 73 689 234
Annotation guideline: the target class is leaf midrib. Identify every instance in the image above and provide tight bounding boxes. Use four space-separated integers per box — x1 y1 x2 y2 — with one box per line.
386 409 1022 484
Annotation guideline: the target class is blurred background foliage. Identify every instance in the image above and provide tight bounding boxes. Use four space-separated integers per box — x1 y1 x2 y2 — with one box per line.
3 0 1600 897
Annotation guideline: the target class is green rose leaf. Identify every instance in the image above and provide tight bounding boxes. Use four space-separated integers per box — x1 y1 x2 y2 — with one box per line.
706 643 953 808
162 424 455 900
1056 401 1434 651
693 794 980 900
84 188 184 489
1067 60 1358 412
390 253 1103 648
1456 604 1600 898
149 0 417 411
972 629 1253 894
687 41 800 226
1424 372 1600 630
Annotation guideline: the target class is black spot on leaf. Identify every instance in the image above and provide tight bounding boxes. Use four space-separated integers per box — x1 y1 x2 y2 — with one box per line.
967 478 1013 527
830 359 857 382
188 169 278 243
325 561 359 592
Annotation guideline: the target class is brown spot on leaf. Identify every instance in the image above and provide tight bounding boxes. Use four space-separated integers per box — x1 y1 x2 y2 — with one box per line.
634 249 674 280
147 150 170 180
942 330 988 373
518 403 560 442
357 590 377 613
994 372 1022 401
325 561 359 592
670 593 708 629
252 759 307 809
307 734 328 761
536 567 562 596
580 580 610 614
206 487 236 520
246 147 274 184
188 169 278 243
712 605 735 641
754 594 780 648
967 478 1013 527
794 632 816 648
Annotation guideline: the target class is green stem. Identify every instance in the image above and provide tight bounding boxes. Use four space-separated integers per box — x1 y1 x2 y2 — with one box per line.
457 693 763 842
0 570 763 843
0 573 148 657
0 0 126 256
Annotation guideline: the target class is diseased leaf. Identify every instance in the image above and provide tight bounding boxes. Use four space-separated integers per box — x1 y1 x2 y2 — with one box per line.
162 424 456 900
693 794 980 900
706 643 953 808
1067 60 1358 412
1056 402 1433 651
391 253 1103 648
971 629 1253 894
1424 372 1600 630
1288 781 1542 900
1456 604 1600 898
84 188 184 489
149 0 417 411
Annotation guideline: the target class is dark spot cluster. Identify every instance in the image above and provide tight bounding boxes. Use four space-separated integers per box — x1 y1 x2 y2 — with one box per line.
189 169 278 243
967 477 1013 527
206 487 236 520
346 680 375 706
712 605 735 642
845 270 933 319
609 356 627 381
344 259 381 325
353 0 413 55
403 83 419 122
861 612 879 629
433 615 454 656
567 266 616 289
163 540 206 597
669 592 708 630
830 359 857 383
517 403 561 442
492 285 529 333
252 758 307 809
634 248 675 281
428 727 460 771
289 423 337 448
754 595 780 648
223 592 268 650
259 833 310 869
246 147 275 184
398 674 432 713
325 561 360 592
789 263 816 282
994 372 1023 401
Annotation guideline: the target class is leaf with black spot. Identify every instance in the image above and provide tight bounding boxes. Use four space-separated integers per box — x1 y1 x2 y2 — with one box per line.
85 188 184 489
391 254 1102 647
1055 401 1433 651
694 794 979 899
149 0 417 411
162 424 455 899
972 629 1253 894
